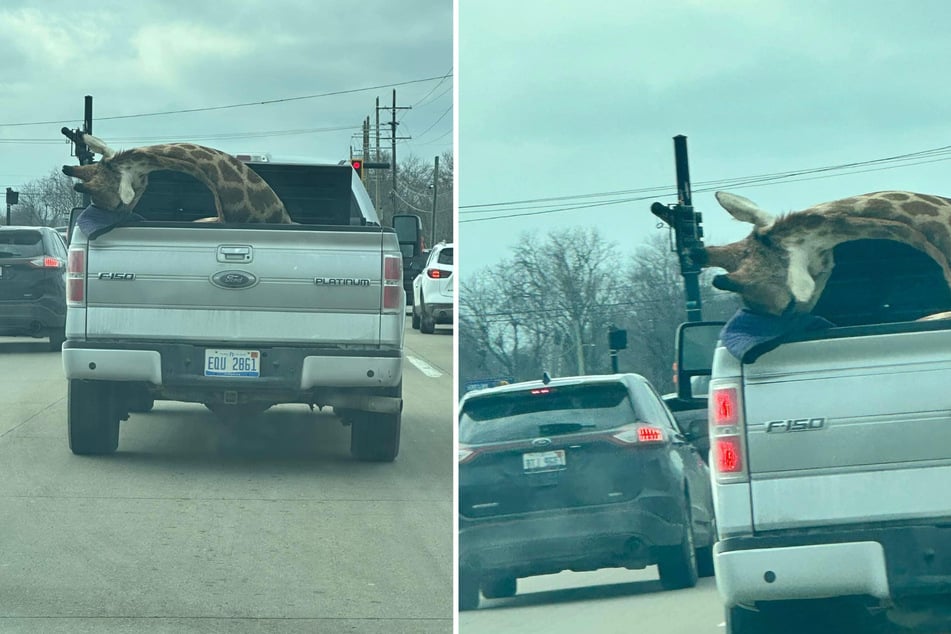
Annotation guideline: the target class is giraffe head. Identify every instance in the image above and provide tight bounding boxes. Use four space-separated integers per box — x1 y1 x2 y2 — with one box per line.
61 131 149 213
691 191 831 316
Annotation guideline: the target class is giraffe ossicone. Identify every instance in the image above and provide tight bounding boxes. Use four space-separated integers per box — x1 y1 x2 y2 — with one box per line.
61 129 292 224
693 190 951 316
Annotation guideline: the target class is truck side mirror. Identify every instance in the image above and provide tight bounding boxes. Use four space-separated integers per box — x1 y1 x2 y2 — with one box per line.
392 214 423 259
675 321 724 401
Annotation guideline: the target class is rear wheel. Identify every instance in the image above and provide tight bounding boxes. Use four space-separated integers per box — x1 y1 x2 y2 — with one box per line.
68 380 120 455
657 504 698 590
349 382 402 462
696 518 716 578
459 569 480 611
48 328 65 352
411 304 421 329
127 385 155 413
481 575 517 599
419 300 435 334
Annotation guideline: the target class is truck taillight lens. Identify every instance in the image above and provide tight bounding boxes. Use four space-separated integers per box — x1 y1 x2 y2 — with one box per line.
382 255 402 313
712 387 738 426
67 248 85 306
710 383 748 483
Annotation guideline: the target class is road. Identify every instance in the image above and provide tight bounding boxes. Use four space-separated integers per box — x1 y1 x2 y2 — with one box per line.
0 317 453 633
459 567 726 634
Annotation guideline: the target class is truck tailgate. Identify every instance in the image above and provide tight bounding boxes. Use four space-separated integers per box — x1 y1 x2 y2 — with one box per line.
743 326 951 531
82 225 387 344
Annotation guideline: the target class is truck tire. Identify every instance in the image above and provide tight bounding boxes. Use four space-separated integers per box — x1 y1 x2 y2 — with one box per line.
48 328 66 352
68 380 120 455
459 568 480 611
696 518 716 578
349 382 402 462
481 575 517 599
350 411 401 462
127 386 155 413
657 504 699 590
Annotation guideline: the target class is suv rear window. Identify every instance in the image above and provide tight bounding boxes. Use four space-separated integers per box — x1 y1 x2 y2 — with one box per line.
437 247 453 265
0 231 44 258
459 382 636 444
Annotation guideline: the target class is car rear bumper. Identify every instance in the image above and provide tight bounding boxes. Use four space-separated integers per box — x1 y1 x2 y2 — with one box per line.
423 302 453 323
0 297 66 335
715 520 951 607
459 494 685 577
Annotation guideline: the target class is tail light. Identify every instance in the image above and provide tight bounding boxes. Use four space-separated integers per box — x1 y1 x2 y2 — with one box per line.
28 256 64 269
382 254 402 313
427 268 451 279
710 382 748 483
67 248 85 306
608 423 666 446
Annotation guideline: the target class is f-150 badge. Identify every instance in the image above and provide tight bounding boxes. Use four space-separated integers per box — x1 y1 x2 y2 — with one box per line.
765 418 826 433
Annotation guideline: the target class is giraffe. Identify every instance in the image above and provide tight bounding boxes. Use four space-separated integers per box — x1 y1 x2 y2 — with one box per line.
60 128 292 224
691 190 951 316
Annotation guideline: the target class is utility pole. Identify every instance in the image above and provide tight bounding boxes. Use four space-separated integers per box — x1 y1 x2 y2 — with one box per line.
430 155 439 244
375 97 381 212
650 134 706 322
377 90 410 221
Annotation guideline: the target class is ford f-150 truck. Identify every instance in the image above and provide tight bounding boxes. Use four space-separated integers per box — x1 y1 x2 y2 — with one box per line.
689 239 951 632
62 157 407 461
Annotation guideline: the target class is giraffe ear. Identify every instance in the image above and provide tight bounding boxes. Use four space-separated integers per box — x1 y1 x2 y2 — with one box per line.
715 191 775 229
118 169 136 205
786 245 815 303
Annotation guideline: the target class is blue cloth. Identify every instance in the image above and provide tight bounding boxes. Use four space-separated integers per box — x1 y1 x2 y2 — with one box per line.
720 308 834 363
77 205 144 240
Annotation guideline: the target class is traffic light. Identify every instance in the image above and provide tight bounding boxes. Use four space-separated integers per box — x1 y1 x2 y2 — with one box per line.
351 159 363 179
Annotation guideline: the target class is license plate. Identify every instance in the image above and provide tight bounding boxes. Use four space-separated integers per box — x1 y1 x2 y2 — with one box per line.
204 349 260 377
523 450 566 473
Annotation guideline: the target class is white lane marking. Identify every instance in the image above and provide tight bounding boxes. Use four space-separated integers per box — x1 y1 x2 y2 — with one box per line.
407 355 443 378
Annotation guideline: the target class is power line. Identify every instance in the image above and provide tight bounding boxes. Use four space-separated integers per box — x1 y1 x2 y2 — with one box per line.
0 74 453 128
459 143 951 223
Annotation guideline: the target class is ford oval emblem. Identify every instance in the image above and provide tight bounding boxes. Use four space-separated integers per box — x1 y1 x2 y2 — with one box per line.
531 437 552 447
211 270 257 289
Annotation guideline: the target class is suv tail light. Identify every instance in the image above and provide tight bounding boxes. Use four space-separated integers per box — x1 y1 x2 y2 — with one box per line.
710 381 748 483
427 268 451 279
382 254 402 313
67 248 85 306
29 256 64 269
608 423 666 446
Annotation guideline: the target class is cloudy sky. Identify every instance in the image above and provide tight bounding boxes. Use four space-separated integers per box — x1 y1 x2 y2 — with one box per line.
0 1 452 194
458 0 951 276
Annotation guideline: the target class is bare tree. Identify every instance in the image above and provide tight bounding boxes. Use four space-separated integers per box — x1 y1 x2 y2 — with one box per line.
11 169 81 226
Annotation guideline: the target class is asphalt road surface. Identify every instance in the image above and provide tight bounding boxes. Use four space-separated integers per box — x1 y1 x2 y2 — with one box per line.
0 317 453 633
459 567 725 634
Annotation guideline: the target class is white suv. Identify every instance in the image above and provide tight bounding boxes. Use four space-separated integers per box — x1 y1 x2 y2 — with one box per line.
412 242 453 334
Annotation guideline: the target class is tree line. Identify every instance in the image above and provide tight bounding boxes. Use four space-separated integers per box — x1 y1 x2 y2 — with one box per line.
459 227 740 395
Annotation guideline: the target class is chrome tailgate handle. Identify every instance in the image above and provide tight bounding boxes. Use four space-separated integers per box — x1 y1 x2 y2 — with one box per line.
217 245 253 263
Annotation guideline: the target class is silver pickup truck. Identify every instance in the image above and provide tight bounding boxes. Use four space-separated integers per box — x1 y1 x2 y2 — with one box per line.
685 239 951 633
62 158 407 462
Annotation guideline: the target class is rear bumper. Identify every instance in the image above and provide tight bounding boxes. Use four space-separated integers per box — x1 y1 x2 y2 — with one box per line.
62 340 402 407
423 302 453 323
458 494 685 577
0 297 66 335
715 520 951 607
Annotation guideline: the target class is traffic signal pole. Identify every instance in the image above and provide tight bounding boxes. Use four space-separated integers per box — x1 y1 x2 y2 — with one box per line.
651 134 705 322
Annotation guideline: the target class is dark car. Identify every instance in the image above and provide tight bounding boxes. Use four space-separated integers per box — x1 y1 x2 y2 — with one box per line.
0 226 67 351
457 373 716 610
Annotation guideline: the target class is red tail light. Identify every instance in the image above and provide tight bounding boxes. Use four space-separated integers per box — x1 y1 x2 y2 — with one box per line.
712 387 738 426
710 383 748 482
67 248 85 306
382 254 402 313
427 268 451 279
609 424 666 445
715 437 743 473
29 256 64 269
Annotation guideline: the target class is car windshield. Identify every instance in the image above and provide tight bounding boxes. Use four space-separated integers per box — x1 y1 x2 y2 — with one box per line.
459 382 637 444
437 247 453 265
0 231 44 258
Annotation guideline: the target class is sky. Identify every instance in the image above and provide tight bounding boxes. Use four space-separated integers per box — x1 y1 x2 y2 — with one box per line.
458 0 951 277
0 1 452 195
